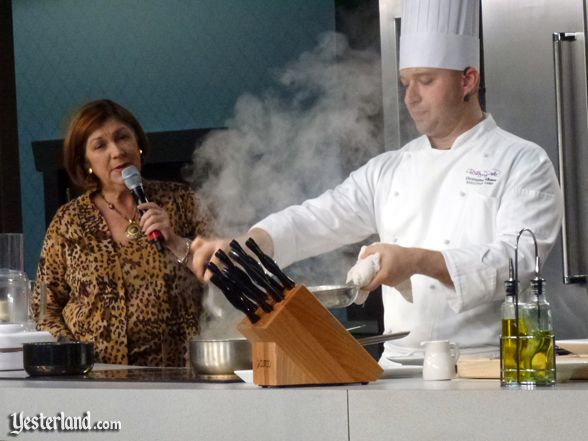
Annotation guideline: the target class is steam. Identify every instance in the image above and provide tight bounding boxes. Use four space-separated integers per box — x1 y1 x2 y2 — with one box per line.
189 32 384 333
190 32 383 235
197 285 246 340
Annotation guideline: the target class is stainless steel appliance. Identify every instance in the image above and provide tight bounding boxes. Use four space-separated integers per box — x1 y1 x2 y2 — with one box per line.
378 0 588 338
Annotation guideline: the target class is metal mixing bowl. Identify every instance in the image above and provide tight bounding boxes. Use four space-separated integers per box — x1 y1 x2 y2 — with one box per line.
189 337 252 380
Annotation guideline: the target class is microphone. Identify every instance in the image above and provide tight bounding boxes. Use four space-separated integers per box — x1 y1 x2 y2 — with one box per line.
122 165 164 252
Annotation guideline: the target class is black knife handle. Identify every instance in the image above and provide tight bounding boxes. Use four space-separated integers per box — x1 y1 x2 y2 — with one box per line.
228 248 284 302
221 265 273 313
229 240 285 300
215 248 273 310
207 261 225 278
208 262 258 313
207 262 266 312
209 273 260 324
210 273 240 309
245 238 296 290
215 249 235 268
229 240 284 293
209 262 258 311
229 240 267 273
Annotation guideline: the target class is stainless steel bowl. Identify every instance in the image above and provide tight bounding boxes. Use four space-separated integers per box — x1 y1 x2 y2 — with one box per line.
189 337 252 380
308 285 360 308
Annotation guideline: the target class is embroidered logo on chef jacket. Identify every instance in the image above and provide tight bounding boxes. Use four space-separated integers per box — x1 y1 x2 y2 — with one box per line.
465 168 501 186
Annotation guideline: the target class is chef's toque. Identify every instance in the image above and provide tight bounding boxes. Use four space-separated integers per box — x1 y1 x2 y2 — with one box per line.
399 0 480 71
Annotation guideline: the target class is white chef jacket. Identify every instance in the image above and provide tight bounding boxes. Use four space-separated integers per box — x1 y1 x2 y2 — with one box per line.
253 115 563 364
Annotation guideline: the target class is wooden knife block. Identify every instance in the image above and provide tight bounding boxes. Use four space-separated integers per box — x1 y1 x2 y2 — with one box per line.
237 284 383 386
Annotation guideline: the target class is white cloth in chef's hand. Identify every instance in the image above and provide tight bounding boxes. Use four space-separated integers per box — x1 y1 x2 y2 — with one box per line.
346 246 381 305
346 245 414 305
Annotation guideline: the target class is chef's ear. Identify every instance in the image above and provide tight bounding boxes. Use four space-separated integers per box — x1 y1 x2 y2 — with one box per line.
462 67 480 102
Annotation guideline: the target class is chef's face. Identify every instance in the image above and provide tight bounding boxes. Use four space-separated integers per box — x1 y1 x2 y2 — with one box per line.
400 68 467 144
85 118 142 190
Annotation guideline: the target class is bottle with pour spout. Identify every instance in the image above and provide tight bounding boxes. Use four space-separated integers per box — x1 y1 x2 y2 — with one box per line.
502 227 556 388
500 259 526 387
519 255 556 386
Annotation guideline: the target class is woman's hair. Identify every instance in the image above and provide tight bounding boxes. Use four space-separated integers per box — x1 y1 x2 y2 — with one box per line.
63 99 149 190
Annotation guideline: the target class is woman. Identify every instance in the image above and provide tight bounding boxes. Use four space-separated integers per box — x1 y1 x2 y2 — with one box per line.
32 99 212 367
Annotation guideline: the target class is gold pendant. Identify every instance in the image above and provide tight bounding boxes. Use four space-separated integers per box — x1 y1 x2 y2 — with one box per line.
126 220 142 240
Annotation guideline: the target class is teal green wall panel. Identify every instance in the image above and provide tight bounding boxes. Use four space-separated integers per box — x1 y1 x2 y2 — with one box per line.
12 0 335 276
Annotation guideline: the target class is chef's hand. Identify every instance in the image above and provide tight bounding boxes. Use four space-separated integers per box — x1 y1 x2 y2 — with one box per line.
360 243 453 292
188 228 275 282
189 237 231 282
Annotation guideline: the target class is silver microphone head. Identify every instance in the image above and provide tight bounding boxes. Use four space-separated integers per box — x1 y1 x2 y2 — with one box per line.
122 165 142 190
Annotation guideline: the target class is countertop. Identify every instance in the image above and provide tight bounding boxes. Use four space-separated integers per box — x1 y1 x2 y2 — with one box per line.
1 365 588 440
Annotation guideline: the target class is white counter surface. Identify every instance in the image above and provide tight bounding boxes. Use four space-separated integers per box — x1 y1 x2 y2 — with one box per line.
1 366 587 440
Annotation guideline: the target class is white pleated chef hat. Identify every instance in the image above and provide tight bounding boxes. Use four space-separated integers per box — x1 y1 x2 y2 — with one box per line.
399 0 480 71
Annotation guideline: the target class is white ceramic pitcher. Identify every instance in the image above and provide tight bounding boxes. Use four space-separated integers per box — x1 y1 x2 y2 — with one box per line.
421 340 460 381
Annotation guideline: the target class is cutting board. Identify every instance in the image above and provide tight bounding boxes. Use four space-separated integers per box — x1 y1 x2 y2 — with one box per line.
457 355 588 380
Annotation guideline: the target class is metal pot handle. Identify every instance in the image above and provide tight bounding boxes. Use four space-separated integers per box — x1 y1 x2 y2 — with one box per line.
356 331 409 346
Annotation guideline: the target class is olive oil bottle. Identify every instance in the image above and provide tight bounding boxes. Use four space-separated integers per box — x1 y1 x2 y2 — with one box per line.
500 259 522 387
519 260 556 386
503 228 556 387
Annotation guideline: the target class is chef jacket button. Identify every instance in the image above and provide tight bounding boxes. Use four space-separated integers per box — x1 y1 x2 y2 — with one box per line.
444 239 451 245
460 191 466 197
429 284 436 290
392 237 398 243
394 191 399 197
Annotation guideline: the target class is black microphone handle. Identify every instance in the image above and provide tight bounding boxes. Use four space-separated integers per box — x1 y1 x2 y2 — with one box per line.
130 185 148 204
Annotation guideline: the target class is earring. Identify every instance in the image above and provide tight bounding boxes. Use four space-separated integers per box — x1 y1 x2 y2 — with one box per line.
88 167 93 175
139 149 143 155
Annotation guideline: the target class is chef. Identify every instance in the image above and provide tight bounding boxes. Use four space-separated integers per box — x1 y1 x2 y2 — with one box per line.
190 0 563 366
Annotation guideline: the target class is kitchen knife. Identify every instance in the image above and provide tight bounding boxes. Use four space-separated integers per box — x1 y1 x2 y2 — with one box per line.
209 274 260 324
220 264 274 313
207 262 258 311
207 263 260 323
229 241 285 301
214 248 236 268
215 249 274 312
229 249 284 303
245 238 296 290
208 262 257 312
229 240 280 287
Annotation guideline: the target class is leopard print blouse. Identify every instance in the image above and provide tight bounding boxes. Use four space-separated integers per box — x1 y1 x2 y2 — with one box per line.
32 180 213 367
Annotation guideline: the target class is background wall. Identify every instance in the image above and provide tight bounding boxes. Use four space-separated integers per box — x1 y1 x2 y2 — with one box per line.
12 0 335 277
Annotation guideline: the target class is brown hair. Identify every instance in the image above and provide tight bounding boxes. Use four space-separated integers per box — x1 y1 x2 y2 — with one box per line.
63 99 149 190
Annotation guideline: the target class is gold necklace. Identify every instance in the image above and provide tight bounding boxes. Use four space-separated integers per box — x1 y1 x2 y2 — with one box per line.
100 193 142 240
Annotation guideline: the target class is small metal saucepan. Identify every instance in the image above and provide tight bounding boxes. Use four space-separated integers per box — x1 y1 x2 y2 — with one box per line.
308 285 360 308
22 341 95 376
189 337 252 380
